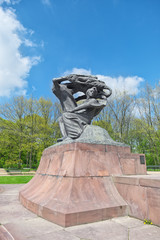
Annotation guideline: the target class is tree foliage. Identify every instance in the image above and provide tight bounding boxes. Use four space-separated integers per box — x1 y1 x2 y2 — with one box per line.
0 97 60 169
94 84 160 165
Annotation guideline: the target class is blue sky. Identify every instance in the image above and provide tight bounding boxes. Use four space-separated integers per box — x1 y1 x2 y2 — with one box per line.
0 0 160 102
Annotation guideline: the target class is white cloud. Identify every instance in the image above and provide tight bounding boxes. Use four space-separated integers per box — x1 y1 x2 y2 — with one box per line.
24 39 37 47
64 68 144 95
0 0 10 4
0 0 21 5
32 85 36 92
11 0 21 4
63 68 92 76
97 75 144 95
0 6 40 97
41 0 51 7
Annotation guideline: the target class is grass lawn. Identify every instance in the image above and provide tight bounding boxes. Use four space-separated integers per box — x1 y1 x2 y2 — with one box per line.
0 176 33 184
147 169 160 171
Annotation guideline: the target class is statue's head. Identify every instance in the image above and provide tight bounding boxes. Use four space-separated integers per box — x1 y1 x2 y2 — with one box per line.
86 87 98 98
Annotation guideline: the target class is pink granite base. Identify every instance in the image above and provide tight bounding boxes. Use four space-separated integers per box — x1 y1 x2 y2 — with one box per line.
113 175 160 226
20 175 128 227
0 225 14 240
19 142 147 227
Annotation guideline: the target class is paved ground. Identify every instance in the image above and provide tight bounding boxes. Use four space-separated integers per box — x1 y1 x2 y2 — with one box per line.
0 184 160 240
0 168 159 176
147 171 160 175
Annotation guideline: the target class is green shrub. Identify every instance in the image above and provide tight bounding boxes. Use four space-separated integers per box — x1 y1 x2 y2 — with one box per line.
0 158 5 168
4 159 22 169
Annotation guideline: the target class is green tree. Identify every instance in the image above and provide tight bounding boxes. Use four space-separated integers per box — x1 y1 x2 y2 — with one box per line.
0 96 27 167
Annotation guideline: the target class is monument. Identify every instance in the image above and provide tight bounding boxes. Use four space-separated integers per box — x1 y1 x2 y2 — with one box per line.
19 74 147 227
52 74 112 141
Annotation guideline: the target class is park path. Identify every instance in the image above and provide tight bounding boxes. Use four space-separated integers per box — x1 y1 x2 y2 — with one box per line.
0 168 8 176
0 168 35 176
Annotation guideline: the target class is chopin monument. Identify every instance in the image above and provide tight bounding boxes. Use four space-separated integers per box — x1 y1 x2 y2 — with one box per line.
19 74 147 227
52 74 112 141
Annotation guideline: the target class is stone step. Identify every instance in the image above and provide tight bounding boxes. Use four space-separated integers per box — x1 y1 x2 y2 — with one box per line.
19 142 131 227
0 225 14 240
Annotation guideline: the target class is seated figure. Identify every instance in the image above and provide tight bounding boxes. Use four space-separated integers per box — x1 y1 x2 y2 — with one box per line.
52 74 112 141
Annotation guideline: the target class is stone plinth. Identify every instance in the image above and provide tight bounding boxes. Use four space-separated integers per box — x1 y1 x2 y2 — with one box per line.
19 141 146 227
113 175 160 226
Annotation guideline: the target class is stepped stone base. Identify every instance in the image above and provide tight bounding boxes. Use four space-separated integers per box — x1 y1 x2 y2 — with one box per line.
113 174 160 226
19 126 147 227
19 138 146 227
20 175 128 227
0 225 14 240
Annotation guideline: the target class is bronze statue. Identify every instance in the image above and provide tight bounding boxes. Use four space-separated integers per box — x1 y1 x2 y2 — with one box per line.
52 74 112 141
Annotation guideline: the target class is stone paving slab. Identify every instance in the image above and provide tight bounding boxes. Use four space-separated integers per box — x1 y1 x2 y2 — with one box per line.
0 184 160 240
129 225 160 240
67 220 129 240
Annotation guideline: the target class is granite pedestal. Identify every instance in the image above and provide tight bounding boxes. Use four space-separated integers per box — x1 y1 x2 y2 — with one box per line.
19 126 147 227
